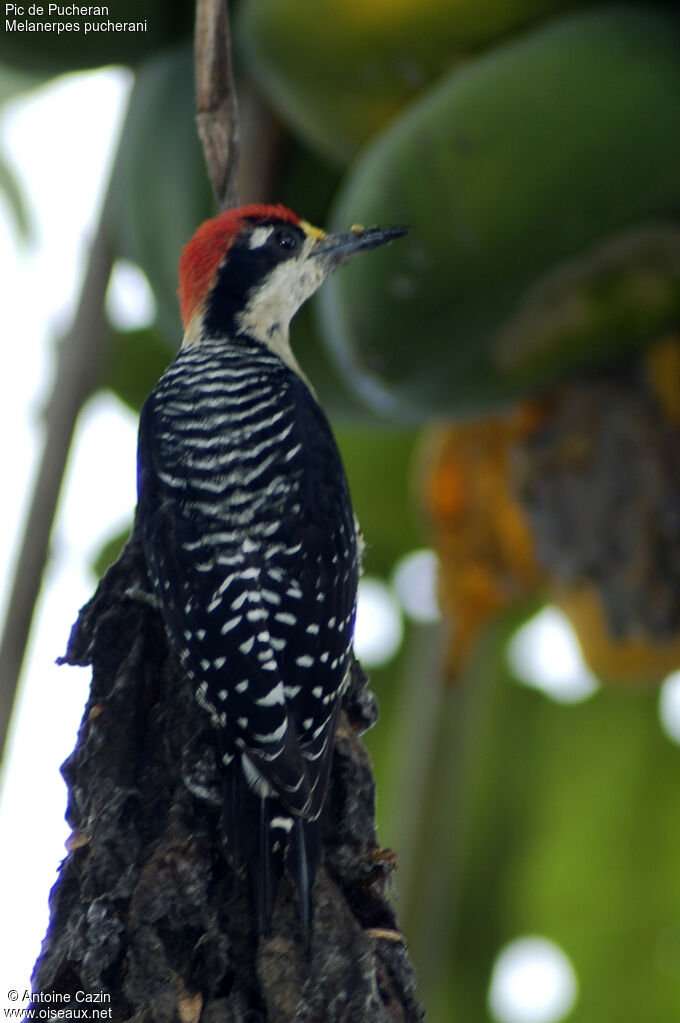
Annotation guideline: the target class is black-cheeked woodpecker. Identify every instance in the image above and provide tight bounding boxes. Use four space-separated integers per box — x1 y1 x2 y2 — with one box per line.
135 203 405 929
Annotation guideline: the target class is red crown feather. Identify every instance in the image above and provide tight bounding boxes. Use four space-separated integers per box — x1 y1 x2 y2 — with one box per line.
178 203 300 327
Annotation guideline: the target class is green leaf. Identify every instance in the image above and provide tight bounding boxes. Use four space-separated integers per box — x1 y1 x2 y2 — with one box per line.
92 523 132 578
333 425 425 577
0 60 44 104
104 325 173 412
107 45 216 344
320 6 680 420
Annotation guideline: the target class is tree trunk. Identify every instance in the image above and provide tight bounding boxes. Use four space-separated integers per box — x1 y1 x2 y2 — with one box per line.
29 529 424 1022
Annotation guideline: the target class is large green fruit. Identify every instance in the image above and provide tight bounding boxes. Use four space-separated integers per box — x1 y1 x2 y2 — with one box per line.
239 0 585 163
319 6 680 420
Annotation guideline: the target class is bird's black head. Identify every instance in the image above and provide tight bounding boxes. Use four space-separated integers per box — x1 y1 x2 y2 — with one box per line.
178 203 406 359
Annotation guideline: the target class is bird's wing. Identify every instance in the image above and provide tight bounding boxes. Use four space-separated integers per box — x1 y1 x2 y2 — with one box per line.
136 396 315 813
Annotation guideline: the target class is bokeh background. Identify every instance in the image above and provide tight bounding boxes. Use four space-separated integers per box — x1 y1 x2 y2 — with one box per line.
2 2 680 1020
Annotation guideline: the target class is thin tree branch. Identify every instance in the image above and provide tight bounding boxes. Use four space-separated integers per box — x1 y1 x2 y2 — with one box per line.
0 162 116 767
194 0 240 209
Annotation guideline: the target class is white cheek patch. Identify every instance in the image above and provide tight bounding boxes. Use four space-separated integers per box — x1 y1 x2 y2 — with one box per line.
237 247 326 347
249 225 274 249
235 236 326 398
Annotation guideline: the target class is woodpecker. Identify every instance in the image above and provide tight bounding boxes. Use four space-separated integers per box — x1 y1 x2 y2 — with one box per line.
136 203 405 929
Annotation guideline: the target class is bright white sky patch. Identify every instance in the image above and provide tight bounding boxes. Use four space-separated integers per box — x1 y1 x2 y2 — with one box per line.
392 548 441 624
0 395 136 993
0 68 133 996
354 576 404 667
507 606 599 704
106 259 156 331
57 392 138 557
488 936 578 1023
659 671 680 745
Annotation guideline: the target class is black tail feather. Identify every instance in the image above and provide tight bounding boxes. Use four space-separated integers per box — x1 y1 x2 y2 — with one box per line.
258 795 274 935
222 758 319 934
289 817 320 930
295 820 311 929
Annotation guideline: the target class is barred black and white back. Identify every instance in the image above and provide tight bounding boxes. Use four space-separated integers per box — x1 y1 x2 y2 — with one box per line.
137 336 359 924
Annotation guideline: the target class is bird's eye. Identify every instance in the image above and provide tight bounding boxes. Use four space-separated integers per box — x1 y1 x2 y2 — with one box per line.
274 227 300 251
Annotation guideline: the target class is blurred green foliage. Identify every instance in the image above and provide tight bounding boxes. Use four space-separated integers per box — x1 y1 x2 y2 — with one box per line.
0 63 42 238
107 45 217 342
3 1 680 1018
0 0 194 73
106 326 173 412
364 608 680 1021
0 148 31 240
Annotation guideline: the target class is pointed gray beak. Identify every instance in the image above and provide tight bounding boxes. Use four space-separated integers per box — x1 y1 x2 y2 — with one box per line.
314 224 408 269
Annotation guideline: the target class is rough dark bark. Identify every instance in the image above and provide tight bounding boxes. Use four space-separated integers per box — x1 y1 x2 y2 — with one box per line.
29 531 423 1022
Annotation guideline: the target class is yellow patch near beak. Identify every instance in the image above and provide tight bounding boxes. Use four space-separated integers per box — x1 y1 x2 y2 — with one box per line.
300 219 327 241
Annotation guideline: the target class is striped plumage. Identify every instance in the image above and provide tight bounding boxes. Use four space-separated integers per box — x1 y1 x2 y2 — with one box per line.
135 204 405 929
138 337 358 812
